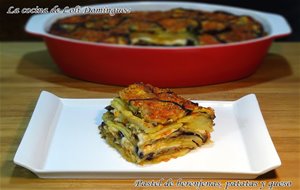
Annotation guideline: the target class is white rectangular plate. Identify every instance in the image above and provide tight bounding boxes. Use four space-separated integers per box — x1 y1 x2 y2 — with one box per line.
14 91 281 179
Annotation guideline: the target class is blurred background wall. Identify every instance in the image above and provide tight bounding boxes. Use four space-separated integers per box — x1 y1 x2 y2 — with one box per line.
1 0 299 41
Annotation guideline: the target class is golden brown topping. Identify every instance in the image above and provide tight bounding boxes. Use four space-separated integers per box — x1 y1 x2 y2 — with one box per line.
68 28 109 42
158 18 198 33
49 8 266 46
198 34 221 45
200 20 228 33
119 83 156 101
118 83 214 124
129 99 186 124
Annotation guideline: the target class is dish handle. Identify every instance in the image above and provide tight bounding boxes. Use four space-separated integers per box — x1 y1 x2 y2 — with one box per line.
263 12 292 38
25 14 53 37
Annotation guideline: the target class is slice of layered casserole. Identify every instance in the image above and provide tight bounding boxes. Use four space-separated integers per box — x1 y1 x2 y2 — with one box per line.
99 83 215 164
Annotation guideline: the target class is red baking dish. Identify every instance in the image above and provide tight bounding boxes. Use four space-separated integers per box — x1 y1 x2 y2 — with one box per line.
25 2 291 87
